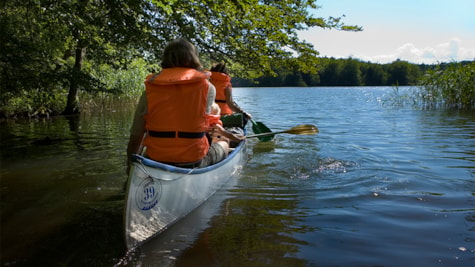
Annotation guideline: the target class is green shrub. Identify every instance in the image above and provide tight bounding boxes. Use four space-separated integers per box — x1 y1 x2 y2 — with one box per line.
417 62 475 109
89 58 152 97
0 88 67 118
0 58 153 118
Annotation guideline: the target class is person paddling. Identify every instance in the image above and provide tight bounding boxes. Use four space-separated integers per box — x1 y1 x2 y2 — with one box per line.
207 103 245 148
210 62 252 126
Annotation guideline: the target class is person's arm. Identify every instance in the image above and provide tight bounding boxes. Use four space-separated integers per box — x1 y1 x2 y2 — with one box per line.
126 92 147 174
206 82 216 114
126 133 144 174
211 124 245 142
224 85 252 118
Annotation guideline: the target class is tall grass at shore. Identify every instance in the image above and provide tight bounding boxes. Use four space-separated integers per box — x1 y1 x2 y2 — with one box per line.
80 59 151 114
416 61 474 109
0 59 151 118
383 61 474 110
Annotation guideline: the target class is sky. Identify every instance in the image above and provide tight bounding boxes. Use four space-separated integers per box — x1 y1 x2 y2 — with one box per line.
299 0 475 64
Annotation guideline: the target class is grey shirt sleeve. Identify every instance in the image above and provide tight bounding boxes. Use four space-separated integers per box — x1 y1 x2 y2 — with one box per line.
206 82 216 114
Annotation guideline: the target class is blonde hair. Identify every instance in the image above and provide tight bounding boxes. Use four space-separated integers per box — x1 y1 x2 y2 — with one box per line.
211 102 221 115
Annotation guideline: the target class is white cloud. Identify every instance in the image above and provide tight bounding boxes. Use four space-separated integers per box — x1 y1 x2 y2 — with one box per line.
300 25 475 64
301 0 475 64
352 38 475 64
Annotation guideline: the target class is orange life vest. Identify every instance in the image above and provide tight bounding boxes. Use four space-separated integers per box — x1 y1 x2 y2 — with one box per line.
143 68 210 163
206 113 223 127
210 71 233 115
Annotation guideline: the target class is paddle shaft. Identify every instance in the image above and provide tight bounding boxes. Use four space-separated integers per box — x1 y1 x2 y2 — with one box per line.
246 124 318 139
246 130 286 138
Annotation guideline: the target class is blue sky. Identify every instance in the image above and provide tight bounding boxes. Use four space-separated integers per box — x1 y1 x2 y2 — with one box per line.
299 0 475 64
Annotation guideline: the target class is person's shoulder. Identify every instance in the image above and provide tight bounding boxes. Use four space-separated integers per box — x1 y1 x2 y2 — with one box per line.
208 82 216 90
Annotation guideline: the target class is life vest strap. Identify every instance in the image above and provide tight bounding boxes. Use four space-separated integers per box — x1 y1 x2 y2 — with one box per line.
215 99 226 103
178 132 206 138
148 130 206 139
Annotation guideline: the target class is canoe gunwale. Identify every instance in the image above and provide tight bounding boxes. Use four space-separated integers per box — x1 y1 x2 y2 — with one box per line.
131 139 246 175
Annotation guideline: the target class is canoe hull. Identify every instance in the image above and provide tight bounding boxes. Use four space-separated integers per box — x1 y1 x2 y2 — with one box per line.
124 140 246 249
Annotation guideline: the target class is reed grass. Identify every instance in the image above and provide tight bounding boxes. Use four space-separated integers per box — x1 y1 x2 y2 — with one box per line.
383 62 474 110
1 59 152 118
416 62 474 109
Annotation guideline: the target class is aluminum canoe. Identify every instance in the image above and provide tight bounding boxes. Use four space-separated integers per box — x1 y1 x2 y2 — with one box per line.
123 139 247 249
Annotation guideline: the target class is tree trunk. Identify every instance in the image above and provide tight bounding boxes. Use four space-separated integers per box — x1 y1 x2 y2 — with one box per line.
63 46 86 115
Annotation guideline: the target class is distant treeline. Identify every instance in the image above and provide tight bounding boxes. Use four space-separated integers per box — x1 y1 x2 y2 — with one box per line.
232 58 474 87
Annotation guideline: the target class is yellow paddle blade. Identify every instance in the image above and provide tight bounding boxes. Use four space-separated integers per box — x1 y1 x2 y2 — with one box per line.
284 124 319 135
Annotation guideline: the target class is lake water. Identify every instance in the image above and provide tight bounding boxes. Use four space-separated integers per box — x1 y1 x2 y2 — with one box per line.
1 87 474 266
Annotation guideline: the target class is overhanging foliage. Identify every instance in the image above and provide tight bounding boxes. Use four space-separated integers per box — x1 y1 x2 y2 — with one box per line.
0 0 361 116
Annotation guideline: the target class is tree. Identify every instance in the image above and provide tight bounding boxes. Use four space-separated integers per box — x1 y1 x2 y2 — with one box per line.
151 1 361 76
1 0 361 115
386 60 421 85
1 0 166 114
339 58 362 86
301 72 320 86
363 64 388 85
319 59 342 86
284 72 307 87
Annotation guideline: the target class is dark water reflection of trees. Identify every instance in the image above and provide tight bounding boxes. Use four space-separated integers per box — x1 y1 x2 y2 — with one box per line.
176 183 315 266
1 104 135 266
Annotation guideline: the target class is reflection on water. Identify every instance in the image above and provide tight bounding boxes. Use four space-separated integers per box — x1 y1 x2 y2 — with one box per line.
1 111 132 266
1 87 474 266
177 87 475 267
176 193 312 267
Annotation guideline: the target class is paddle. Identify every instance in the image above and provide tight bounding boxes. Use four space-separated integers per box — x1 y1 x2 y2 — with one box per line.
250 119 274 142
246 124 319 139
